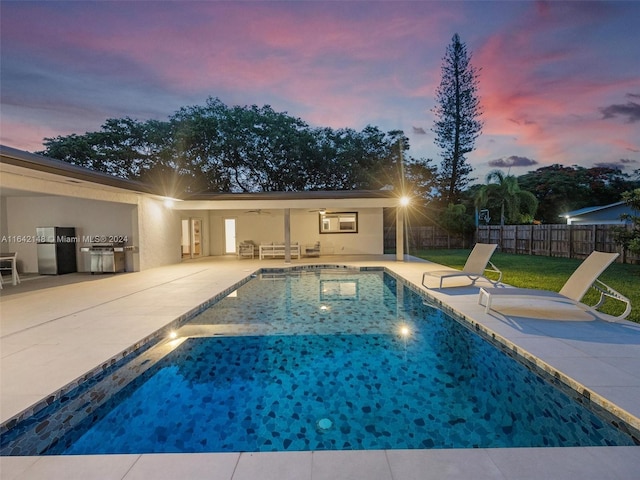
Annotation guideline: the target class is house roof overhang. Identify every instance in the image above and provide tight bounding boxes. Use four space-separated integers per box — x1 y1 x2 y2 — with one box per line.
175 190 401 210
1 145 403 210
0 145 154 196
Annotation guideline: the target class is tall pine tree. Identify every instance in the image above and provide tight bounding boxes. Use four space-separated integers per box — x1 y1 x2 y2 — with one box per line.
432 33 483 203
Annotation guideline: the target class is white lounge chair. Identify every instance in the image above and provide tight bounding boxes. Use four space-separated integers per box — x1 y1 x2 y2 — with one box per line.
478 251 631 320
421 243 502 289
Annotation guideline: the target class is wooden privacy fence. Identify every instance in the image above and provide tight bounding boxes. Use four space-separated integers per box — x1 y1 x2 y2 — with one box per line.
384 226 472 251
476 224 639 264
385 224 638 264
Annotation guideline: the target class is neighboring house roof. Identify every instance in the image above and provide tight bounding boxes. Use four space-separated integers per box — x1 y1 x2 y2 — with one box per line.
560 201 632 225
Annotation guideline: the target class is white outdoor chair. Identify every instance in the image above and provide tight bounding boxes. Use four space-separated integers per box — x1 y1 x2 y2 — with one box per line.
0 252 20 289
305 242 321 257
421 243 502 289
238 241 256 259
478 251 631 320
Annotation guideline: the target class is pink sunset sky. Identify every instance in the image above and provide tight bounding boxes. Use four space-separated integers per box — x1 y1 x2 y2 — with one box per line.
1 0 639 182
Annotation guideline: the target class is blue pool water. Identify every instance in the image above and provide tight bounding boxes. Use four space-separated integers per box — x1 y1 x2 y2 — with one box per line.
1 269 636 454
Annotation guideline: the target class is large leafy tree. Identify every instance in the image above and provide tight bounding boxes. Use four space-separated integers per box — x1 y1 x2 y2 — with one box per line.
432 33 483 204
612 188 640 256
160 98 232 193
404 159 438 206
41 117 162 179
439 203 476 247
517 164 637 223
475 170 538 225
38 97 405 194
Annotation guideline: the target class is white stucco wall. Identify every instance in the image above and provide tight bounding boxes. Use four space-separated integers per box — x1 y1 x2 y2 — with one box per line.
136 196 181 270
1 194 183 273
0 196 8 240
2 195 138 273
1 157 187 272
1 157 393 270
207 208 384 256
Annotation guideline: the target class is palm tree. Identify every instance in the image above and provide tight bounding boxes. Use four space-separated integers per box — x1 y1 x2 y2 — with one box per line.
475 170 538 225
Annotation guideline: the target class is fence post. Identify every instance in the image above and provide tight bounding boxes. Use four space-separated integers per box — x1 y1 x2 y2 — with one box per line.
529 225 533 255
568 224 573 259
621 225 629 263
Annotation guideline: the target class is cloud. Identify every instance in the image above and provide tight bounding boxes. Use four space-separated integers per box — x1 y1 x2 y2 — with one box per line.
473 2 640 169
593 162 624 170
600 101 640 123
488 156 538 168
593 158 638 171
2 0 639 166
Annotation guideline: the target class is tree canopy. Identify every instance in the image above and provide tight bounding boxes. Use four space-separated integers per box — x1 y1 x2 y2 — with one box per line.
516 164 636 223
38 97 640 228
39 97 416 195
475 170 538 225
612 188 640 256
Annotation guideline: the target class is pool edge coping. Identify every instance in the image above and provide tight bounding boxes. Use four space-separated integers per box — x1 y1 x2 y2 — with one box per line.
2 262 639 447
388 267 640 442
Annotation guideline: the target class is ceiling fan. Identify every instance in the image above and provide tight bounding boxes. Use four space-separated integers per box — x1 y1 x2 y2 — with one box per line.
245 209 271 215
308 208 327 214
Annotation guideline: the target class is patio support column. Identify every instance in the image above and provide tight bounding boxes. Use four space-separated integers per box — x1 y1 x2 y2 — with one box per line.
284 208 291 263
396 206 405 261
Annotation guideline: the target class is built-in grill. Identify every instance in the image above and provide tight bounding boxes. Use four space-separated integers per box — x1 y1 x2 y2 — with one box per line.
83 243 126 273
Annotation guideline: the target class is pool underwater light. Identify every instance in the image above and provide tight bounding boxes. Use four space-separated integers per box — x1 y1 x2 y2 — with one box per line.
317 418 333 431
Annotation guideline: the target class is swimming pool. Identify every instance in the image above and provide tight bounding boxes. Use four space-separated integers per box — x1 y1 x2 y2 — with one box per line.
1 268 637 455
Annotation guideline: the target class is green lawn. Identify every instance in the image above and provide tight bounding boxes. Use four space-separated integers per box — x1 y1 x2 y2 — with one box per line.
414 249 640 323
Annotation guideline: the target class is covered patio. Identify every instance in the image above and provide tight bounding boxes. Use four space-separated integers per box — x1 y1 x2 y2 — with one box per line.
1 146 410 277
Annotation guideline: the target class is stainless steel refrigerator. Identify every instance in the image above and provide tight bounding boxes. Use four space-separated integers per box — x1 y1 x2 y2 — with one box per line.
36 227 77 275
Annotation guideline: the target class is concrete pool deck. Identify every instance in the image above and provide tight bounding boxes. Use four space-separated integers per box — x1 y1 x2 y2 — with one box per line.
1 255 639 479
